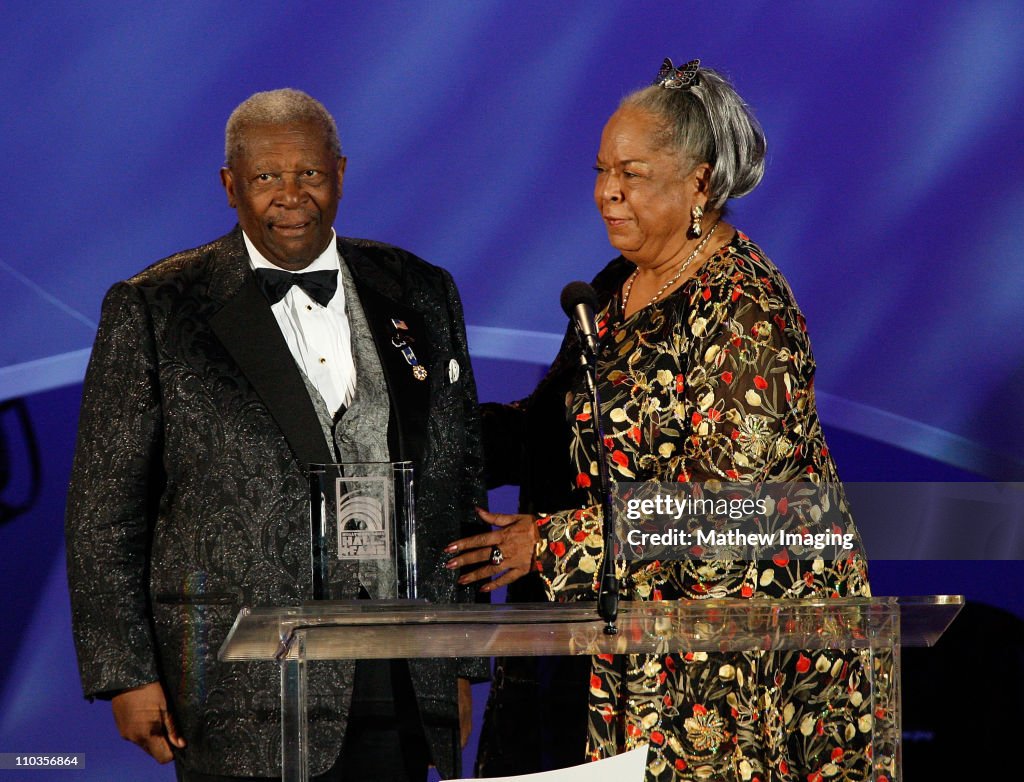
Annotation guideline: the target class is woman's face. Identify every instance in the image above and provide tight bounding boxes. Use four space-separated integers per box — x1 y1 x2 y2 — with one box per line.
594 107 706 268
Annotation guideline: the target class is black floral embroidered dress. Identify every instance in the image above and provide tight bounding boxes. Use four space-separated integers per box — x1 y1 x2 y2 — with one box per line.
534 232 882 781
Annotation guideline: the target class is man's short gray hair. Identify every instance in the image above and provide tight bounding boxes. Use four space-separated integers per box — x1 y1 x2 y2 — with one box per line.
224 88 341 165
622 65 766 211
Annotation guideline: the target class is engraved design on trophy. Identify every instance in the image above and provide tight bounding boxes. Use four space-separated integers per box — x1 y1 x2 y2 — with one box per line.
308 461 418 601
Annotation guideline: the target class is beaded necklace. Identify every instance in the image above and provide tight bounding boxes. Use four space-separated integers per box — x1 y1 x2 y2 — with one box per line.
621 221 720 314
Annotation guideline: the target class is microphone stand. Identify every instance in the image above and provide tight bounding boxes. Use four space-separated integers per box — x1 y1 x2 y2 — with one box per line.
572 325 620 635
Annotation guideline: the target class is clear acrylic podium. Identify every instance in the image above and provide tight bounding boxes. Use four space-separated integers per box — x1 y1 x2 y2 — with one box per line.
219 596 962 781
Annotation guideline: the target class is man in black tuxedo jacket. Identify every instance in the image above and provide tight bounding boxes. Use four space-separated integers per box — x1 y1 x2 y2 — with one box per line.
65 89 486 781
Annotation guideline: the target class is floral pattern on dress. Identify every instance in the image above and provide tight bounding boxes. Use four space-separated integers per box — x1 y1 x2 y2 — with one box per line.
535 232 886 781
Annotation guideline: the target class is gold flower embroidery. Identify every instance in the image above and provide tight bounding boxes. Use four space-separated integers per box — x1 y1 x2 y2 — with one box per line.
737 414 773 459
683 706 726 752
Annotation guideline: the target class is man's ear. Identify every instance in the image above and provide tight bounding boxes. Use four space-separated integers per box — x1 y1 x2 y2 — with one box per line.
336 156 347 199
220 167 237 209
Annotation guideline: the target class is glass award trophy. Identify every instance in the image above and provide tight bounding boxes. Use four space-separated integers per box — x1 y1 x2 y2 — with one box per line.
307 462 417 600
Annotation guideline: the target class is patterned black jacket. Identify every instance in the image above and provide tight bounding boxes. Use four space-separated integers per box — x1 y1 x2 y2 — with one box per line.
66 227 487 777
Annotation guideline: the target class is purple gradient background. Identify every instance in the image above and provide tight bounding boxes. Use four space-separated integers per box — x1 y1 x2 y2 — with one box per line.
0 2 1021 778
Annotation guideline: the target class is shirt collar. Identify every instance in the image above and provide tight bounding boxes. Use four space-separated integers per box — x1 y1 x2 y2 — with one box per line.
243 229 340 274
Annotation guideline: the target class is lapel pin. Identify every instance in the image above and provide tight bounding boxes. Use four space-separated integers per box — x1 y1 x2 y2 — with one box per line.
391 319 427 381
448 359 460 383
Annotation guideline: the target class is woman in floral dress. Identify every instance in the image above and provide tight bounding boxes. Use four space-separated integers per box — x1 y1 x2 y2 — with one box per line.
448 60 879 782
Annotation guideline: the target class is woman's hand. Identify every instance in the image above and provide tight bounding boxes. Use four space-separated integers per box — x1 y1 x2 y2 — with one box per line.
445 509 541 592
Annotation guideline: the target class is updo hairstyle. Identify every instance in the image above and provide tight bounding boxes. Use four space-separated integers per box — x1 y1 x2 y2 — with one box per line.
622 64 766 211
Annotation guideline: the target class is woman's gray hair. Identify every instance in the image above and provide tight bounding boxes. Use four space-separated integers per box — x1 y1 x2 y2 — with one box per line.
224 88 341 165
622 65 766 211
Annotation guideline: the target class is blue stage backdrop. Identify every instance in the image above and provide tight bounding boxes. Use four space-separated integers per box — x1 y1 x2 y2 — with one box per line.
0 2 1022 779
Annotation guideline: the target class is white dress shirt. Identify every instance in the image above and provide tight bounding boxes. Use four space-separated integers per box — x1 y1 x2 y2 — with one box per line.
243 230 356 415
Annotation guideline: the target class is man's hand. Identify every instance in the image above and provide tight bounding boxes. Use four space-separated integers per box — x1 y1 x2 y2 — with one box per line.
111 681 186 764
458 678 472 748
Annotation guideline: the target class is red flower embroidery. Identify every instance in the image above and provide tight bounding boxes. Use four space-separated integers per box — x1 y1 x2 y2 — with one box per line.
692 703 707 715
777 497 789 514
795 653 811 673
675 373 684 392
675 759 687 771
549 541 566 557
753 375 768 390
611 450 629 468
650 730 665 745
740 584 753 597
575 472 591 488
589 673 602 689
629 426 641 444
721 371 734 384
831 748 844 762
707 408 721 422
702 287 711 301
772 549 789 567
691 412 703 426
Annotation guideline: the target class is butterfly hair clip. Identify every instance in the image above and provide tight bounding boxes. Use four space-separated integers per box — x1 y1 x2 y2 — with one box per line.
654 57 701 90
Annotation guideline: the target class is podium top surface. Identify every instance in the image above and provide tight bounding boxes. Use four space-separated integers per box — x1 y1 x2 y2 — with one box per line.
219 596 963 662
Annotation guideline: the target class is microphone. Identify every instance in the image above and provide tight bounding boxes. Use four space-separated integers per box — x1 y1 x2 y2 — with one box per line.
560 281 600 361
560 281 619 633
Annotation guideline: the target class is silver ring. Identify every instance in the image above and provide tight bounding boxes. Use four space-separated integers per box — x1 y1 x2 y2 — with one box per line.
490 545 504 567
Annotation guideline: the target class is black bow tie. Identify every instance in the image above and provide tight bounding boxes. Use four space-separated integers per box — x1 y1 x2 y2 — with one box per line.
254 268 338 307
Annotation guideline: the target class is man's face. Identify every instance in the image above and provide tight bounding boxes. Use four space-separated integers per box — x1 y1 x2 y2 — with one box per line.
221 121 346 271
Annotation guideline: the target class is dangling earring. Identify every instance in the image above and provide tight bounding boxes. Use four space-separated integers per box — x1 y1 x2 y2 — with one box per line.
688 204 704 239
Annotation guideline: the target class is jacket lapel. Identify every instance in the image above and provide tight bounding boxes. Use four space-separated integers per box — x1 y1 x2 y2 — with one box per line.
208 230 334 468
339 239 431 466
